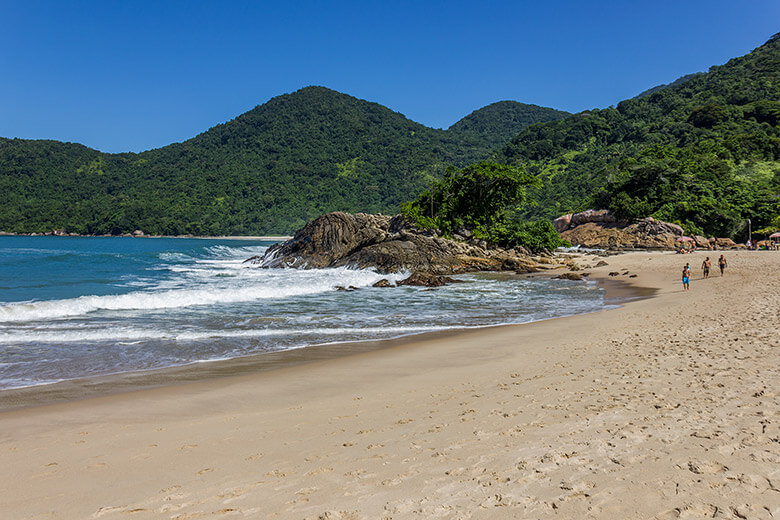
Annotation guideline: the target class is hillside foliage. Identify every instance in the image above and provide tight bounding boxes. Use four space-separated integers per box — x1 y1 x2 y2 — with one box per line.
498 33 780 239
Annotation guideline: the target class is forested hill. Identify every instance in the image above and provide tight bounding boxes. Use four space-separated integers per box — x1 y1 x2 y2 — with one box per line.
498 33 780 239
448 101 569 148
0 87 565 235
632 73 704 99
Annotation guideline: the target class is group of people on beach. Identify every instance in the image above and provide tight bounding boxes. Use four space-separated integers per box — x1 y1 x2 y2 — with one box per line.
682 254 727 290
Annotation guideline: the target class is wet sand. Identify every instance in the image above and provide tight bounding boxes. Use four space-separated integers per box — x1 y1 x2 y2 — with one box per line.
1 250 778 519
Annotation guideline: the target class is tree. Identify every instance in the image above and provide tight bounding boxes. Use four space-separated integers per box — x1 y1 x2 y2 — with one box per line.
402 161 539 234
401 161 567 251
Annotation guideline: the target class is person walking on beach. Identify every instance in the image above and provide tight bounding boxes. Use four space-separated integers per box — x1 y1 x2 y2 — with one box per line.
682 264 691 291
701 257 711 279
718 254 727 276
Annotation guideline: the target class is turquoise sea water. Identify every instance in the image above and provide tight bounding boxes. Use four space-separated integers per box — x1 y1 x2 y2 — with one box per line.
0 236 608 390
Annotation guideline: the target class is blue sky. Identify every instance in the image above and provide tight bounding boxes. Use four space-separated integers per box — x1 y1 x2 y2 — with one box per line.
1 1 777 153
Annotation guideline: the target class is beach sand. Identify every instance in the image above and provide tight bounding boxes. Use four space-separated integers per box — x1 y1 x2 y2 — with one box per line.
1 251 778 519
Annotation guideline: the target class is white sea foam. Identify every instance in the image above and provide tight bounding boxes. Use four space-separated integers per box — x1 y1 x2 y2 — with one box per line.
0 325 449 344
0 267 401 323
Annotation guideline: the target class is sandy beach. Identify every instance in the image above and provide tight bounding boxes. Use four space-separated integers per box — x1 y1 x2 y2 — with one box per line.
1 250 778 519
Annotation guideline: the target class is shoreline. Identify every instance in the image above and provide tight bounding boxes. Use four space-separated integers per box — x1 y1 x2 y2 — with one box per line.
0 271 651 412
1 250 777 519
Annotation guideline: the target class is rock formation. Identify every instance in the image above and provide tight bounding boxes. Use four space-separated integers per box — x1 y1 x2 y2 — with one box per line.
560 218 682 249
248 212 548 274
556 210 739 250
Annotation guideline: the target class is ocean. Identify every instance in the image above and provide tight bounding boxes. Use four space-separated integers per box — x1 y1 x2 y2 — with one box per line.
0 236 608 390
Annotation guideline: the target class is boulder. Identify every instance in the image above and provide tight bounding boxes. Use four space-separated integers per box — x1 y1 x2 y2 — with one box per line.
554 272 583 281
252 212 551 274
561 217 683 250
396 271 463 287
260 212 392 269
693 235 711 249
372 279 394 288
625 217 683 237
553 213 573 232
714 237 737 249
570 209 616 227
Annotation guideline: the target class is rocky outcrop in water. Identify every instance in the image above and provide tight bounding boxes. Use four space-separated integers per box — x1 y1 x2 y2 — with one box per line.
396 271 465 287
247 211 549 274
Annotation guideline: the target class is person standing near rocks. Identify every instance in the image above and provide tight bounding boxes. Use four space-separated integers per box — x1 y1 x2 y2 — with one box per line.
718 254 727 276
701 257 711 279
682 264 691 291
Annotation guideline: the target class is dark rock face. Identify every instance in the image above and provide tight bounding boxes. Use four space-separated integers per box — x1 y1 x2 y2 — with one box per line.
396 271 463 287
253 212 547 274
259 212 393 269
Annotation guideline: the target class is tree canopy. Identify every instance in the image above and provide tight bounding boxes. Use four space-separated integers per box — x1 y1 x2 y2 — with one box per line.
402 161 567 251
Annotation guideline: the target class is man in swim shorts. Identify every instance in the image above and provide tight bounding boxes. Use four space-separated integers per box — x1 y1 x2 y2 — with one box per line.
701 257 711 278
682 264 691 291
718 255 727 276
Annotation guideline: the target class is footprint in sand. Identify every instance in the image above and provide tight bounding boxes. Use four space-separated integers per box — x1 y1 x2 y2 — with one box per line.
653 503 719 519
685 460 728 474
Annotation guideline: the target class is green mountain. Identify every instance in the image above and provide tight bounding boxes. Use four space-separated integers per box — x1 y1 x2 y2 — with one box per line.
498 33 780 238
448 101 569 148
0 87 565 235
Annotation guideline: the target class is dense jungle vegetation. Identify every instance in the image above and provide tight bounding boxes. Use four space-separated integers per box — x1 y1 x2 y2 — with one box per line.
497 33 780 239
0 89 566 235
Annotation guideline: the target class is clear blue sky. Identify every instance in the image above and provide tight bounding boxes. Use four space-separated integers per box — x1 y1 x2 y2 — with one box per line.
1 1 777 153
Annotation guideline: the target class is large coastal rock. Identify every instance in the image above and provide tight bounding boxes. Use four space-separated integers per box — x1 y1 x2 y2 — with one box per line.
555 209 747 250
560 217 683 249
249 212 545 274
558 212 743 250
